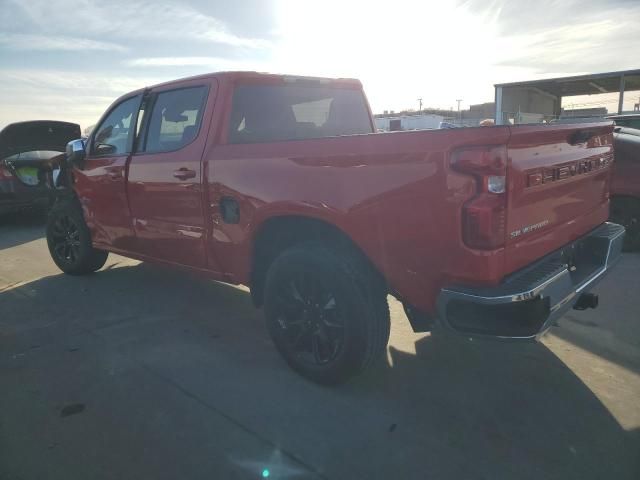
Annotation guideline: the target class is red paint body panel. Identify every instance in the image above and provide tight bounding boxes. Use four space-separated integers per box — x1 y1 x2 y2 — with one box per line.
72 72 615 316
75 153 136 250
503 123 613 274
75 90 144 251
127 77 219 268
206 127 512 312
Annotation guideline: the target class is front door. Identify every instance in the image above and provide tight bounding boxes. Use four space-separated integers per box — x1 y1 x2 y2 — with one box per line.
75 94 142 251
127 80 216 268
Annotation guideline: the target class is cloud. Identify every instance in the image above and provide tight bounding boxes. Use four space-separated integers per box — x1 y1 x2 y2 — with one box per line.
460 0 639 33
5 0 269 49
125 57 231 67
495 23 640 77
123 56 265 70
0 69 166 129
0 32 127 52
1 0 638 121
460 0 640 74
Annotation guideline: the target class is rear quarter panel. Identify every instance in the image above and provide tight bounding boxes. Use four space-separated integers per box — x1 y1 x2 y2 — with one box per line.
206 127 512 313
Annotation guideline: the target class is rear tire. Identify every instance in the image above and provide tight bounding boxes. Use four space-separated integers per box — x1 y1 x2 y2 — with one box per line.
610 197 640 252
46 200 108 275
263 242 390 385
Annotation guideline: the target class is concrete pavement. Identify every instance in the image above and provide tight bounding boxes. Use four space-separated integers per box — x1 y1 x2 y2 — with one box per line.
1 212 639 479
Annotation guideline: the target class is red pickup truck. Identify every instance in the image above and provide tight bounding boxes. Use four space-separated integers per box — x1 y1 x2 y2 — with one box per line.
47 72 625 384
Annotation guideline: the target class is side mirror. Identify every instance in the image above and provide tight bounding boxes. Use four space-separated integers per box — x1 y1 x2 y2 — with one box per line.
65 139 86 168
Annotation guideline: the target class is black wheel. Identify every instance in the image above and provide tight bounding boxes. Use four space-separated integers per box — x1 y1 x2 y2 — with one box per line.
263 243 390 385
46 201 108 275
610 197 640 252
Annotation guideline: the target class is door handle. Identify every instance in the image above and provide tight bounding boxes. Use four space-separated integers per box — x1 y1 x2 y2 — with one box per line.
107 169 122 180
173 168 196 180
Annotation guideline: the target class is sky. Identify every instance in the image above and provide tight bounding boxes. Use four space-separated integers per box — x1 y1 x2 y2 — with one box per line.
0 0 639 130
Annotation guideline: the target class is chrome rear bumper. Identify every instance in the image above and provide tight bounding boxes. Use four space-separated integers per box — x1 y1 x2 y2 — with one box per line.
436 222 625 340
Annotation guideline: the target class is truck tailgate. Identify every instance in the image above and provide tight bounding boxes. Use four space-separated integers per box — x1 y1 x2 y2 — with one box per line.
504 122 614 274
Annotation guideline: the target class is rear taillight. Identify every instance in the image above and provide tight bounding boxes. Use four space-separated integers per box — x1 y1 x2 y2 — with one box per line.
451 146 508 249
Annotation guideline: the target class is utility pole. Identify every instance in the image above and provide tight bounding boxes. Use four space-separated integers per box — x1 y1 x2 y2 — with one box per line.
418 98 423 113
456 99 462 124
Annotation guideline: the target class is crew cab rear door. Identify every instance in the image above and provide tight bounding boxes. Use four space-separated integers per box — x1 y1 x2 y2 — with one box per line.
127 78 218 268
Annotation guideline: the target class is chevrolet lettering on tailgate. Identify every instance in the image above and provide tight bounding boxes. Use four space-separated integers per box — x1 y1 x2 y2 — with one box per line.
526 156 611 188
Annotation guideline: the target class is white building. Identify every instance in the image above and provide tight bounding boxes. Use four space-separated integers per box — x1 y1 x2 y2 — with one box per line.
375 113 444 132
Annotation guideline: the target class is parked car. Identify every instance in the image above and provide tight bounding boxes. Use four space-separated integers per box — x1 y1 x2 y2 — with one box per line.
47 72 624 384
607 113 640 130
0 120 81 215
610 126 640 250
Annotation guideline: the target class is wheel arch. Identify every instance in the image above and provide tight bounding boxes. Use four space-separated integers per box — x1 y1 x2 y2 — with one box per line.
249 214 386 307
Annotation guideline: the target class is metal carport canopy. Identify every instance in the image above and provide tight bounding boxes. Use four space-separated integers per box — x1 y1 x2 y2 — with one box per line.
494 69 640 124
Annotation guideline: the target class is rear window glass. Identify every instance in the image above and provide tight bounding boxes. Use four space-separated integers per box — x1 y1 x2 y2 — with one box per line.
228 84 373 144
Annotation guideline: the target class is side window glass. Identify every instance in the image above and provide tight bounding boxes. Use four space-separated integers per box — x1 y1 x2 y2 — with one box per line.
92 96 140 156
142 86 207 153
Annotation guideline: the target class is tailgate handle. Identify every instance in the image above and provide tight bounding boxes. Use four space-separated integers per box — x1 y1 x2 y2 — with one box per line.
570 130 596 145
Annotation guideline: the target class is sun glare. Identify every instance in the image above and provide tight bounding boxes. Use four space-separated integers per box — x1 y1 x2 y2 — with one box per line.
272 0 503 111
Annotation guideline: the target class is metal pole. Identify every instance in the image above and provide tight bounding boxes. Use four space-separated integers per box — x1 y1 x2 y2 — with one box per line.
495 86 503 125
456 99 462 124
618 74 626 114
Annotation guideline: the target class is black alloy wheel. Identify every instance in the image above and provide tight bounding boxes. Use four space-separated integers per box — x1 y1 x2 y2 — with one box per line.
264 243 390 384
46 200 108 275
49 214 82 264
273 272 345 366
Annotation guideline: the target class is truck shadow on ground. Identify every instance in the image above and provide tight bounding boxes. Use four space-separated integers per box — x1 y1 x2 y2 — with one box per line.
1 262 638 479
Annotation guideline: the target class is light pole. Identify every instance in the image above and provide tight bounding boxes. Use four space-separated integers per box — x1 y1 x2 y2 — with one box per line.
456 99 462 124
418 98 423 113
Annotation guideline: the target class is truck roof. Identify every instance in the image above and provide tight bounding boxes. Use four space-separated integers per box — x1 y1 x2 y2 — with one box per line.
147 71 364 90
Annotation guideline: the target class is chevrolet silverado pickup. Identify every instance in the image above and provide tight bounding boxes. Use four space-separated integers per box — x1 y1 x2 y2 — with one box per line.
47 72 625 384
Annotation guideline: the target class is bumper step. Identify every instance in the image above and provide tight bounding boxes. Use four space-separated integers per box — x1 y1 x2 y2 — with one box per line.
437 222 625 340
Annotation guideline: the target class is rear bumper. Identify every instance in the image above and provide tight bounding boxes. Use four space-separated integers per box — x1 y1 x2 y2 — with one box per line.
436 222 625 340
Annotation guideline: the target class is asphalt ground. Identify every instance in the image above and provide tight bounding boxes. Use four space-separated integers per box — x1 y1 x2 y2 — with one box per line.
1 211 639 479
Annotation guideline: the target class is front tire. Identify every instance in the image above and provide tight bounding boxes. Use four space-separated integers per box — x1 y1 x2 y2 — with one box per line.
263 243 390 385
46 201 108 275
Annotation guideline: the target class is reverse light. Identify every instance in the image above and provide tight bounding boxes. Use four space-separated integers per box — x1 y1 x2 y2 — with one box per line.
451 146 508 249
